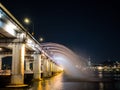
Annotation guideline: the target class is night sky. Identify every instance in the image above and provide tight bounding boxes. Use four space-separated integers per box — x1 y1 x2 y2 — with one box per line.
1 0 120 63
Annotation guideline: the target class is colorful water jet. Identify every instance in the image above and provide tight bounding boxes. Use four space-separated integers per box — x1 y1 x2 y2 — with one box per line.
41 43 92 79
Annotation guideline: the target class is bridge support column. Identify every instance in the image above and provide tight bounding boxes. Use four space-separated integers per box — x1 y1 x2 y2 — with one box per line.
48 60 52 77
33 54 41 80
11 43 25 85
26 60 31 71
52 63 55 73
0 56 2 70
50 61 53 76
52 63 57 74
51 61 53 75
43 59 49 77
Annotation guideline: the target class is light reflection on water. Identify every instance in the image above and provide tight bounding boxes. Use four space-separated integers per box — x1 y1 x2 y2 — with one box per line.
28 72 120 90
99 82 104 90
29 73 63 90
1 73 120 90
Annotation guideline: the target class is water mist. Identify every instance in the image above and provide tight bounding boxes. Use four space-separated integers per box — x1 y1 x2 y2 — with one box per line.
41 42 93 79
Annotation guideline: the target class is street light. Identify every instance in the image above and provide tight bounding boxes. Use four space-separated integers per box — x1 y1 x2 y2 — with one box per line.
23 18 34 36
39 37 44 42
24 18 30 24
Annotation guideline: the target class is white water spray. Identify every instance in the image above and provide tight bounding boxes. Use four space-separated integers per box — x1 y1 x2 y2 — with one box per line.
41 42 92 79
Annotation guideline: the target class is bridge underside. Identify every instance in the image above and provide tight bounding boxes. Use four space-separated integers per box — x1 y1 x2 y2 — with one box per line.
0 3 63 86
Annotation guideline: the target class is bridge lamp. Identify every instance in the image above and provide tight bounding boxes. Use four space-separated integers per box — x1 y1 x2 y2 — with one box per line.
23 18 34 36
24 18 30 24
39 37 44 42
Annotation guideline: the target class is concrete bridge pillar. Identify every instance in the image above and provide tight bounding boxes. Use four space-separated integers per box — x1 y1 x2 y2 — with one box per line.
11 43 25 85
51 62 54 74
52 63 56 74
53 63 58 73
33 54 41 80
42 58 49 77
48 60 52 76
52 63 54 73
0 56 2 70
25 60 31 71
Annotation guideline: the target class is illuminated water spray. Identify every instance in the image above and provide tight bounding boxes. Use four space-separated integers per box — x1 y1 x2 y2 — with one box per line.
41 42 92 79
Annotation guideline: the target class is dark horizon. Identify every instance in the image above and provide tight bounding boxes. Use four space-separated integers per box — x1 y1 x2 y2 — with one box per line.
1 0 120 63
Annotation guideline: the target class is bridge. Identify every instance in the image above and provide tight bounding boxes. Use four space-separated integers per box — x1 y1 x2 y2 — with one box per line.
0 3 63 86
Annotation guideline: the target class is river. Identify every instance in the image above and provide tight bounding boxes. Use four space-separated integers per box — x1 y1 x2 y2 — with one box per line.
0 72 120 90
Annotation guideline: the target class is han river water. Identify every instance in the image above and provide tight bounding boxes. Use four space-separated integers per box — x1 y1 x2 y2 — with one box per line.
0 72 120 90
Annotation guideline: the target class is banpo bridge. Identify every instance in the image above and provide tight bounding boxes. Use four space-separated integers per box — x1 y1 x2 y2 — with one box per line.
0 3 64 86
